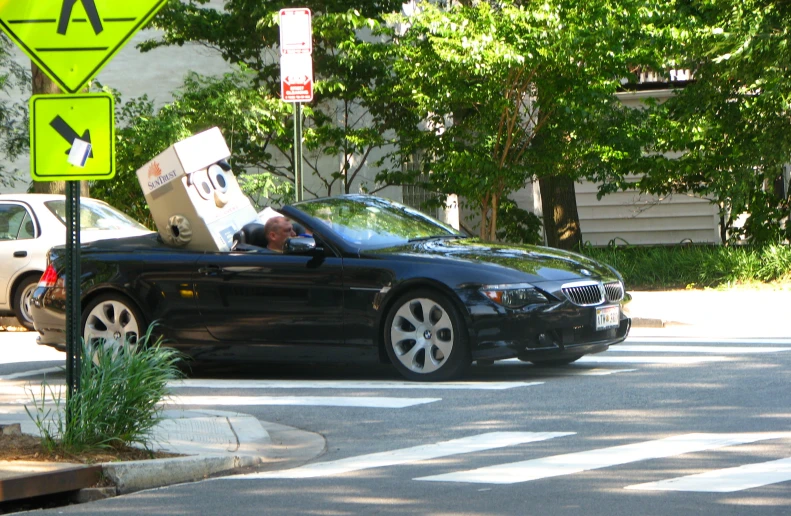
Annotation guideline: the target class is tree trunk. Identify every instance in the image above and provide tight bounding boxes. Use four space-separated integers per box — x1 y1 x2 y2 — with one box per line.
539 174 582 250
30 62 90 196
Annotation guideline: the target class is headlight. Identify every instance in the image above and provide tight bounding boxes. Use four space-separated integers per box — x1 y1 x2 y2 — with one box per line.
480 283 548 309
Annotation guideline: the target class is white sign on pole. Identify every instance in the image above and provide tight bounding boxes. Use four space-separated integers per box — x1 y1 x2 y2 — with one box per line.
279 8 312 54
281 54 314 102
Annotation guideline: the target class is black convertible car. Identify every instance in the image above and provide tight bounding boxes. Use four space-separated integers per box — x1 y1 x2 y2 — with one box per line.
31 195 630 381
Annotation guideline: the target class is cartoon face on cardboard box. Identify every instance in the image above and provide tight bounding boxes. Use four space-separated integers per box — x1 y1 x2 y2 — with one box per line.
136 127 258 251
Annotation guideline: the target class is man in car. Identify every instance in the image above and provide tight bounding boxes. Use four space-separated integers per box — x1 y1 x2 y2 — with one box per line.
264 215 296 252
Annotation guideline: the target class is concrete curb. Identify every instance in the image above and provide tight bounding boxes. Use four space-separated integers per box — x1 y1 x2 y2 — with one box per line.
103 453 265 494
629 317 690 328
102 419 326 494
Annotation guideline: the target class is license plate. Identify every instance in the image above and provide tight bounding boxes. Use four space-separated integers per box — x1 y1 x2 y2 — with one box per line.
595 305 620 331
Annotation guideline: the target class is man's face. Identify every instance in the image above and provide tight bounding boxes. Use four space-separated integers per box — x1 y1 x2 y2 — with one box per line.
268 217 296 250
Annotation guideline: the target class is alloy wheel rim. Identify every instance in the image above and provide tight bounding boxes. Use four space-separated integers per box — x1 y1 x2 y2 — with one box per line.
390 297 454 374
84 300 140 356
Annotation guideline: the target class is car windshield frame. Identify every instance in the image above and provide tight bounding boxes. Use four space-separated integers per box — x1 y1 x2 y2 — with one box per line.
293 196 466 250
45 199 149 232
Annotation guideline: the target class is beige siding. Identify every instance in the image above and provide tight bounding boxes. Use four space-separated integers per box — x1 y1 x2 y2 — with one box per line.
576 179 720 246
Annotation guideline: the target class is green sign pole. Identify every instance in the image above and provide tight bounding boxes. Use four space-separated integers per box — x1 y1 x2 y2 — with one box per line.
64 181 81 424
293 102 304 201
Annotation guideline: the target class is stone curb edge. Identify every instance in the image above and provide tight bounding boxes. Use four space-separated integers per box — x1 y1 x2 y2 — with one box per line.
630 317 690 328
102 453 265 494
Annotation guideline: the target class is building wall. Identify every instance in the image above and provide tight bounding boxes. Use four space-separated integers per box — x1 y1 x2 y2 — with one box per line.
576 178 720 246
576 88 721 246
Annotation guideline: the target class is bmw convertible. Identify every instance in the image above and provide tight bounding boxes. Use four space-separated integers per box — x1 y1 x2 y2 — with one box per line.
31 195 630 381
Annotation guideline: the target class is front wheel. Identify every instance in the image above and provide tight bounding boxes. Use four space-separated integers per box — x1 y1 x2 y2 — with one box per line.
384 289 470 381
82 293 146 359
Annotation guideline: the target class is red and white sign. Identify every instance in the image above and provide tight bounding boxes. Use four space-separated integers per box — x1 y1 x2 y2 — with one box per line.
279 8 312 55
281 54 313 102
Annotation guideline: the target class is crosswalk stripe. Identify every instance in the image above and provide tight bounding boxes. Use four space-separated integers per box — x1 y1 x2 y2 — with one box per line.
610 345 791 354
171 379 544 390
165 395 440 408
0 366 63 380
577 356 730 364
626 337 791 345
625 457 791 492
415 432 791 484
232 432 574 479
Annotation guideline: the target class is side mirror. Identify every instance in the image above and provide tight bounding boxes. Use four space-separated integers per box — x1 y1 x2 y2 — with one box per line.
284 236 320 254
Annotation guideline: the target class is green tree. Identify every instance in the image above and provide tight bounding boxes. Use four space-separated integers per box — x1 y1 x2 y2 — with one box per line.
0 34 29 189
617 0 791 244
374 1 669 246
91 68 291 226
143 0 402 197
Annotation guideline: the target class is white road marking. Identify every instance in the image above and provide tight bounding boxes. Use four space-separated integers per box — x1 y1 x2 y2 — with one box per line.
611 345 791 354
415 432 791 484
171 379 543 390
232 432 574 479
626 457 791 492
0 366 63 380
577 356 730 364
165 395 440 408
493 362 636 375
626 337 791 345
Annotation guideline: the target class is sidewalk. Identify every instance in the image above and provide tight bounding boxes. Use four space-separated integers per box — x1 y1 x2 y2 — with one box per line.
1 287 789 504
0 371 325 500
625 289 790 338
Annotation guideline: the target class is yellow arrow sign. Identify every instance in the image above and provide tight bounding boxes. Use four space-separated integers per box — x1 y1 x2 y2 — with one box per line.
29 93 115 181
0 1 167 94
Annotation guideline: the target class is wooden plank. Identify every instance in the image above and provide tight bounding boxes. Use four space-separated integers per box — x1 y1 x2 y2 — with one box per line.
0 465 103 502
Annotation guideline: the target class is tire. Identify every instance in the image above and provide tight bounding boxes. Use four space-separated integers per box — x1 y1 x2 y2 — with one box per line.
526 355 583 367
82 293 147 359
384 289 470 381
12 275 39 331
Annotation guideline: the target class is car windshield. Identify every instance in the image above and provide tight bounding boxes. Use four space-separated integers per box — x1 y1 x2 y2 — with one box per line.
294 196 464 249
45 199 149 232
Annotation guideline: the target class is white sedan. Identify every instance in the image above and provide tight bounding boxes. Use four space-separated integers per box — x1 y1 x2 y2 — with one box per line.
0 194 152 329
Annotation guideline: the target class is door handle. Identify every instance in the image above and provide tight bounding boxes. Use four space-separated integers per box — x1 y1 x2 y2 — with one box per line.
198 265 222 276
13 251 27 258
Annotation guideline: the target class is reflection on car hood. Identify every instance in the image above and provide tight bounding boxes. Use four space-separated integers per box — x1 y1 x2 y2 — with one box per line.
371 238 617 283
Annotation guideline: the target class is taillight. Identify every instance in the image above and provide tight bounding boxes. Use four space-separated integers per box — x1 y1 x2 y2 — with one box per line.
38 265 59 288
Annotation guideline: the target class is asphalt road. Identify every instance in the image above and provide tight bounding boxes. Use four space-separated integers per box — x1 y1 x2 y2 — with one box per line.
3 333 790 515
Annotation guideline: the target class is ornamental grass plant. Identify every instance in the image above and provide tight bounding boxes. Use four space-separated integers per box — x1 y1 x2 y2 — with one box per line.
581 243 791 290
26 325 183 454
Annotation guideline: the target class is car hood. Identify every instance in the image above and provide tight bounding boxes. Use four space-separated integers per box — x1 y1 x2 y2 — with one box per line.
369 238 619 283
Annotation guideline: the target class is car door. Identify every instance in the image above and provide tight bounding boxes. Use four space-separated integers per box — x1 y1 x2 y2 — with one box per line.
193 247 345 350
0 202 38 306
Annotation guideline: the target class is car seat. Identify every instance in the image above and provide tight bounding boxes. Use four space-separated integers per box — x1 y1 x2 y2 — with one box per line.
231 222 269 250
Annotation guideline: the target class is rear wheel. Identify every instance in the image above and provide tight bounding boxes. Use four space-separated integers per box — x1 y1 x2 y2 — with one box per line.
12 275 39 331
82 293 146 359
526 355 583 367
384 289 470 381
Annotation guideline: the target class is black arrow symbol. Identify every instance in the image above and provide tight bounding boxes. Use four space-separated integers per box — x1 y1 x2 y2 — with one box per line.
50 115 94 158
58 0 104 36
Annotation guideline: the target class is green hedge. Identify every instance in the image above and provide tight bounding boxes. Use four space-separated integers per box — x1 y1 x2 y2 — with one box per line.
580 244 791 290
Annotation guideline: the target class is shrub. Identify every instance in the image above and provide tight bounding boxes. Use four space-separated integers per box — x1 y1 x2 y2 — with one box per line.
26 326 183 453
580 243 791 290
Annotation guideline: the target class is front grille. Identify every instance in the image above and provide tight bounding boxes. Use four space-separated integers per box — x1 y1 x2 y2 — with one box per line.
561 281 604 306
604 281 624 302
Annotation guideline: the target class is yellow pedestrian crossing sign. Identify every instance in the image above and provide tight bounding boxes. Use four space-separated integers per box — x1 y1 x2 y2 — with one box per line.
29 93 115 181
0 1 168 94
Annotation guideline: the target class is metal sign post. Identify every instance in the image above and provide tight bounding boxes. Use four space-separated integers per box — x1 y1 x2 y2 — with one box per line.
64 181 81 423
1 1 168 425
279 8 312 202
293 102 304 202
